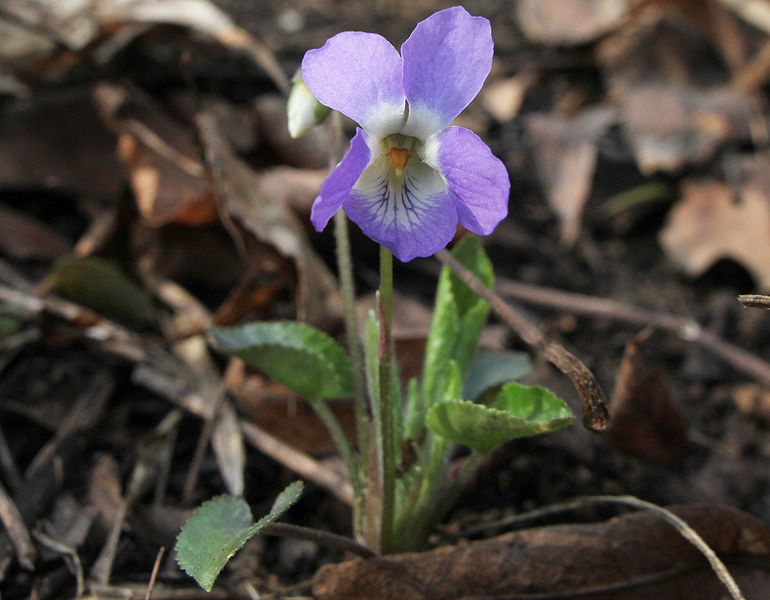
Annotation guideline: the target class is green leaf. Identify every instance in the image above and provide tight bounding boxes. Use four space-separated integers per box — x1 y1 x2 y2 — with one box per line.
462 352 532 401
441 360 462 403
254 480 304 529
493 382 574 424
176 482 303 591
46 256 153 327
449 236 494 319
421 270 460 410
452 300 491 374
211 322 351 400
403 378 422 440
425 384 574 453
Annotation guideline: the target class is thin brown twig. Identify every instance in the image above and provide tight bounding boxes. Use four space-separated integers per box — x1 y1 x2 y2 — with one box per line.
0 283 146 363
497 279 770 387
181 380 228 505
0 424 22 493
33 529 84 600
0 479 35 570
738 294 770 309
263 523 377 559
435 250 609 432
145 546 165 600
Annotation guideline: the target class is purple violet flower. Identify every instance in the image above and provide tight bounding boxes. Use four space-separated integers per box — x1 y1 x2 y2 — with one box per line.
302 6 510 262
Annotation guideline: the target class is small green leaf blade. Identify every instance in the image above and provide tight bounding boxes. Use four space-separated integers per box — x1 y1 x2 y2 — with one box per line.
252 480 304 531
174 495 256 592
211 322 351 399
176 482 303 591
426 384 574 453
47 256 153 327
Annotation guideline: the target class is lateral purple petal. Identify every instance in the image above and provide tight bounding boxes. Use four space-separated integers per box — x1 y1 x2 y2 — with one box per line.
310 129 371 231
433 126 509 235
401 6 493 139
302 32 406 137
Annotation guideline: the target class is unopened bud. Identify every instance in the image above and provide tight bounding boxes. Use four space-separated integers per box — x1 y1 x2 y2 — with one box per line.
287 70 331 138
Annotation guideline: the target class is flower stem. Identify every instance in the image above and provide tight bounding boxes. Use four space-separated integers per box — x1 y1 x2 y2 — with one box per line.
329 111 369 539
334 210 368 468
378 246 396 553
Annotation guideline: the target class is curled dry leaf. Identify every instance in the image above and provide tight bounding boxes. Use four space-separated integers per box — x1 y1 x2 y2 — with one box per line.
196 109 342 329
314 505 770 600
528 107 616 245
660 178 770 291
607 330 688 466
516 0 630 45
598 8 754 173
2 0 287 91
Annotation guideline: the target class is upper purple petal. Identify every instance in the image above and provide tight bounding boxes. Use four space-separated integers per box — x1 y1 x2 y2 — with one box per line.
342 156 457 262
302 32 407 137
311 128 372 231
426 126 509 235
401 7 493 139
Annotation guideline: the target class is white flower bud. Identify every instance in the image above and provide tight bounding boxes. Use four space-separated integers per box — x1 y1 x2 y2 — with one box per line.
287 70 331 138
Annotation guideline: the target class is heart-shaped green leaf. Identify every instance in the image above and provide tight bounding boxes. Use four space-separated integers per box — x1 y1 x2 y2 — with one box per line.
426 383 574 453
176 482 303 591
211 322 352 399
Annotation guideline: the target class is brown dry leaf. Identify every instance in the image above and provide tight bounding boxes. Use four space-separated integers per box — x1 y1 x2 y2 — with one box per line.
314 505 770 600
255 167 328 222
528 107 616 244
620 84 753 174
516 0 630 45
196 109 342 329
480 72 536 123
660 178 770 290
211 399 245 497
225 359 355 456
2 0 288 91
607 330 688 465
0 89 124 199
598 7 754 173
94 84 218 227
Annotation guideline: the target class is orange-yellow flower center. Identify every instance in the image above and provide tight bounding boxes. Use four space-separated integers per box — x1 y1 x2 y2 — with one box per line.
387 147 410 171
